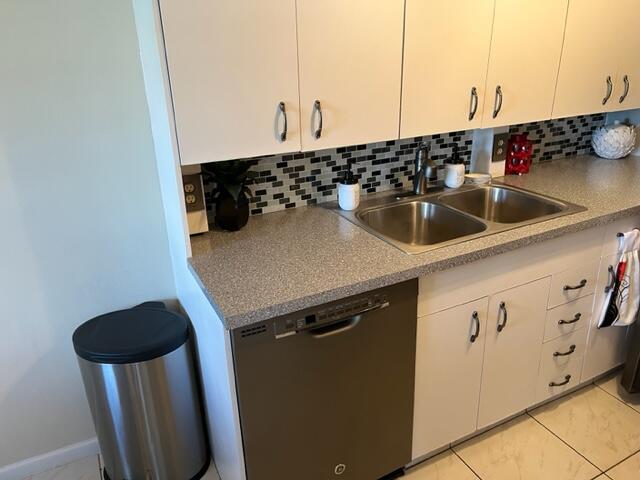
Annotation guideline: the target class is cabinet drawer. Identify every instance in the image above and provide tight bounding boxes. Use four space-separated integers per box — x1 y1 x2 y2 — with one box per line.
536 327 588 403
548 261 598 308
544 295 594 342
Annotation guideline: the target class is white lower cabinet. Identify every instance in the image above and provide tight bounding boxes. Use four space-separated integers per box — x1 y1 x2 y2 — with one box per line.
412 298 488 460
536 326 589 403
413 218 638 458
477 278 551 429
547 260 599 308
581 253 630 381
544 295 594 342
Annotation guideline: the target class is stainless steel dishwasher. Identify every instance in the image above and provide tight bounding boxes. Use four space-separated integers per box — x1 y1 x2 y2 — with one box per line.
232 280 417 480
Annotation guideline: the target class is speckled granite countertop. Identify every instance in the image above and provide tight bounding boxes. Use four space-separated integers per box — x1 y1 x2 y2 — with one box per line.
190 155 640 329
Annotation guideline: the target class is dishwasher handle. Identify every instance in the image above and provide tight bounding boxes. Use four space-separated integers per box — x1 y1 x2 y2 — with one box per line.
306 301 390 338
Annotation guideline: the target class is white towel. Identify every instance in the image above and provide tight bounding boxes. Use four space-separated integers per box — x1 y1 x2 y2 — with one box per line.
615 229 640 327
597 229 640 328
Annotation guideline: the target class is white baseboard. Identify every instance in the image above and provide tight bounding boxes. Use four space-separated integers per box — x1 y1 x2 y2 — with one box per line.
0 438 99 480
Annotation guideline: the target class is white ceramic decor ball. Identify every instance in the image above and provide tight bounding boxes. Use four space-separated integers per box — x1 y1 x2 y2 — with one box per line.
592 123 637 159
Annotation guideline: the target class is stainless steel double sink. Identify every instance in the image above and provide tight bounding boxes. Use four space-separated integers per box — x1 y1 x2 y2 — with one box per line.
332 183 585 254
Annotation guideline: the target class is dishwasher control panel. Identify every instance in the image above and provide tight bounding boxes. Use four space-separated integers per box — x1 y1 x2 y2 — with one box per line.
274 294 388 338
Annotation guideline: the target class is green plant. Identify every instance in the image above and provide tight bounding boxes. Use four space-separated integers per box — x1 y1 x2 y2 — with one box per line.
206 160 254 202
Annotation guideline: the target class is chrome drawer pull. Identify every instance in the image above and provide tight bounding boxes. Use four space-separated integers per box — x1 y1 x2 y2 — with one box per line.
497 301 507 332
468 87 478 121
558 313 582 325
553 344 576 357
549 375 571 387
470 311 480 343
603 76 613 105
620 75 630 103
563 279 587 291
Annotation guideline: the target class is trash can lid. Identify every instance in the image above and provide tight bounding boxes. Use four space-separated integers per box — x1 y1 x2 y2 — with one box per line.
72 303 190 364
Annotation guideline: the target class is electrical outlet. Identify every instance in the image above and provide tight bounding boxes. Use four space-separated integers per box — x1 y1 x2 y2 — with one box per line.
182 174 205 212
492 133 509 163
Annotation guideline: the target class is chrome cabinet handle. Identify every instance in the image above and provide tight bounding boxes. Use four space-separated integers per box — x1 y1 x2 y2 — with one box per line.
470 311 480 343
558 313 582 325
605 265 616 293
313 100 323 139
620 75 630 103
603 76 613 105
554 344 576 357
492 85 503 119
563 279 587 291
497 301 507 332
549 375 571 387
469 87 479 121
278 102 287 142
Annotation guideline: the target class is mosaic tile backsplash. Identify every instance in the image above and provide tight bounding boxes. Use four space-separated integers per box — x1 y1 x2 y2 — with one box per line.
509 113 605 162
202 113 605 218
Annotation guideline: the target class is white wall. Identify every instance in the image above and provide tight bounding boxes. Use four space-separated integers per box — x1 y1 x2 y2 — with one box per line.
0 0 175 470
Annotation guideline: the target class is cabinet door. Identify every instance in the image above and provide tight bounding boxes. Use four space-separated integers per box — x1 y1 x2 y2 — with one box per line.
553 0 621 119
581 253 629 382
482 0 568 127
159 0 301 164
616 0 640 110
413 298 488 460
478 278 550 429
296 0 404 151
400 0 494 137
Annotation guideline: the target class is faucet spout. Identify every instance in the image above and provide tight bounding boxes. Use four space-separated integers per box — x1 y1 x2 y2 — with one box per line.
413 142 438 195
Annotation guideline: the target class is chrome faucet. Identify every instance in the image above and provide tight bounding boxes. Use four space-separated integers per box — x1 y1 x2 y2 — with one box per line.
413 142 438 195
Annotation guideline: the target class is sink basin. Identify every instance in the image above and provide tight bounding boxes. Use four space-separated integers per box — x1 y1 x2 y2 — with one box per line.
330 183 585 255
357 201 486 246
438 185 565 223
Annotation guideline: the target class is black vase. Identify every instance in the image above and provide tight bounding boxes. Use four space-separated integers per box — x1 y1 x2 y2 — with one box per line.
215 189 249 231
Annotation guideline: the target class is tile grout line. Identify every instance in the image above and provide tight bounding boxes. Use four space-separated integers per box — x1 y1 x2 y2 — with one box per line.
450 448 483 480
602 446 640 475
594 381 640 415
526 411 604 474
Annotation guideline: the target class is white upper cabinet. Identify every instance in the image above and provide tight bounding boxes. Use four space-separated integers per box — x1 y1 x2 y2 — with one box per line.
159 0 301 165
296 0 404 151
482 0 568 128
400 0 495 137
616 0 640 110
553 0 622 118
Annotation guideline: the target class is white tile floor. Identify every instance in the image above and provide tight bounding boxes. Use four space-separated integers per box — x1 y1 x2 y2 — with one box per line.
408 371 640 480
21 457 220 480
22 372 640 480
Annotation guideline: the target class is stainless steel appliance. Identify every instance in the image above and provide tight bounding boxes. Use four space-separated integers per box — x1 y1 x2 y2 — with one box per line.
622 323 640 393
73 302 209 480
232 280 417 480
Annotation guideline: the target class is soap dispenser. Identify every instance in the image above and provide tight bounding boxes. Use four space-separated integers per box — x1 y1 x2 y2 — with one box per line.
338 159 360 211
444 144 465 189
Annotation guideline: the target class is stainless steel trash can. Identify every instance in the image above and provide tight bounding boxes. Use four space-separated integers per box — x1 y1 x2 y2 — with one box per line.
73 302 209 480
